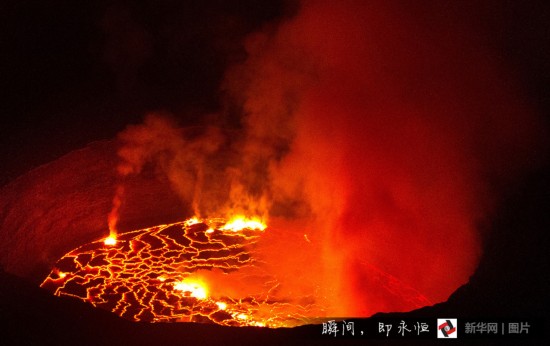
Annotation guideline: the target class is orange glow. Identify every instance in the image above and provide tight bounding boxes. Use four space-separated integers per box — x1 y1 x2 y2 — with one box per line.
220 216 266 231
103 235 117 246
183 217 201 227
173 280 208 299
236 313 248 320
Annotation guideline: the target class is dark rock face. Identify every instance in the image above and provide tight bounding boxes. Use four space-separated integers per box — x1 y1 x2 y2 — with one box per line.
0 141 117 280
378 164 550 319
0 140 188 282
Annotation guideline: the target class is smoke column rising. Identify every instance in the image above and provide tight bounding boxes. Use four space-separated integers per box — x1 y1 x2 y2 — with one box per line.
108 0 547 318
223 0 547 316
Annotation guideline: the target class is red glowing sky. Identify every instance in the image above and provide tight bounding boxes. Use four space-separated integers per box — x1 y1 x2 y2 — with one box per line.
216 0 547 316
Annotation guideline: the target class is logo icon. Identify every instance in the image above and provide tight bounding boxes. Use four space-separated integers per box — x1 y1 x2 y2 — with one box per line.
437 319 457 338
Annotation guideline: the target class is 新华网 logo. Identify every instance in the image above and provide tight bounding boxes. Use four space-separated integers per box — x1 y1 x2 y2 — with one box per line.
437 319 457 338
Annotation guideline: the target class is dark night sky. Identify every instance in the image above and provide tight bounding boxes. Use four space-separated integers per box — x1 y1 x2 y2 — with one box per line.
0 0 292 185
1 0 548 187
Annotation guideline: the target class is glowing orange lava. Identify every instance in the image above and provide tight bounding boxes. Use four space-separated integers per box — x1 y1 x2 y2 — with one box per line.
40 218 320 327
220 216 266 232
103 235 117 246
173 280 208 299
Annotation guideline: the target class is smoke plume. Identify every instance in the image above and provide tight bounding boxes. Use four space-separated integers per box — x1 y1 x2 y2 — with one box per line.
109 0 547 317
222 0 547 316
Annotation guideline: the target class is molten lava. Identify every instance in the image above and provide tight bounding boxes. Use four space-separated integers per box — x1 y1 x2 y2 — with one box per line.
41 217 323 327
220 216 266 232
103 235 117 246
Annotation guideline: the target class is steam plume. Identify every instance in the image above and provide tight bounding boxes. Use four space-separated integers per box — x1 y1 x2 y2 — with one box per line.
222 0 548 315
107 0 547 317
107 114 227 232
